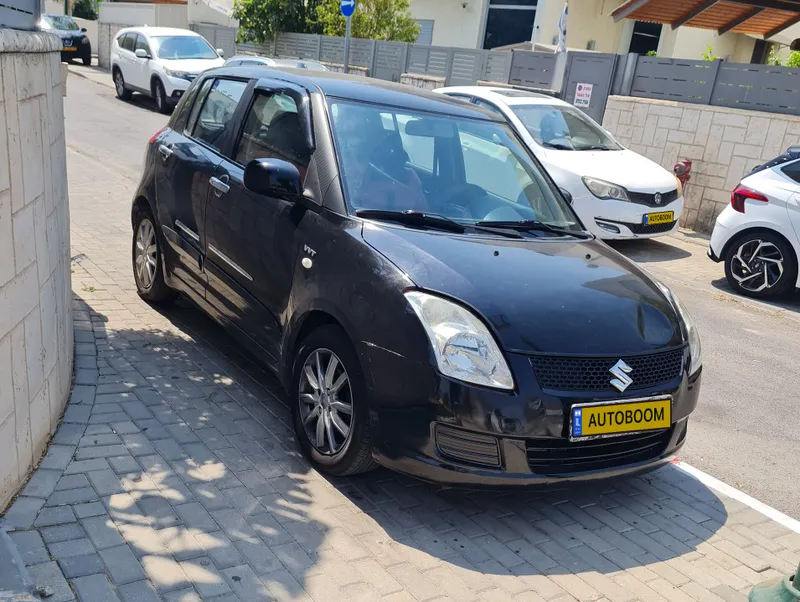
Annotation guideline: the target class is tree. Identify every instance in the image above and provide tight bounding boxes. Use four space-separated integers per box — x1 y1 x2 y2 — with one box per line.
787 51 800 68
232 0 310 44
316 0 419 42
72 0 97 20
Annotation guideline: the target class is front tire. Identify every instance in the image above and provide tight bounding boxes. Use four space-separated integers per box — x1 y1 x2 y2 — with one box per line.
132 206 176 304
153 79 170 114
724 231 797 299
291 325 377 476
114 68 131 100
82 52 91 66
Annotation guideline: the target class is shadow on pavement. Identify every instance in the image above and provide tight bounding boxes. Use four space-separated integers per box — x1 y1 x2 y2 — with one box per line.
608 238 692 264
710 277 800 315
143 297 731 591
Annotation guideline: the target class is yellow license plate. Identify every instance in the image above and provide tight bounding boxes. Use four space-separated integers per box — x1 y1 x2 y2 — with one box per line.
570 398 671 441
63 46 76 51
644 211 674 225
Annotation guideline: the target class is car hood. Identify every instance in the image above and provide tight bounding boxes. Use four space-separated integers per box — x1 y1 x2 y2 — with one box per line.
49 29 85 39
362 224 684 355
543 148 678 193
160 57 225 73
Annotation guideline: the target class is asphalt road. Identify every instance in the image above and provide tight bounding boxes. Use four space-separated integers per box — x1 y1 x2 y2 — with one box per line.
65 74 800 518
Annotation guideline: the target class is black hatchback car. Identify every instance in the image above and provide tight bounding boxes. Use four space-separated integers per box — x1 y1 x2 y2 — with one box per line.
132 67 702 485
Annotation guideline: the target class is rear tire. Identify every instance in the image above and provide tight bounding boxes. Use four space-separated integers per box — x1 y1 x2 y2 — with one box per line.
132 205 177 305
291 325 377 476
724 230 797 299
153 79 171 114
114 68 132 100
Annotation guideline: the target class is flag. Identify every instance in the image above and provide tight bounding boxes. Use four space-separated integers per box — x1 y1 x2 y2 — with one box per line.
556 1 568 54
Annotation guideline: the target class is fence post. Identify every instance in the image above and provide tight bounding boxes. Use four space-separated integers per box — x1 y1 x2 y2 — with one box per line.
314 34 321 61
445 48 455 86
367 39 376 75
704 59 723 105
620 52 638 96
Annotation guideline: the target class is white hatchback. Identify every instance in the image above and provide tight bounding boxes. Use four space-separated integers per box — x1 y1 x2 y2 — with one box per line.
708 148 800 299
111 27 225 113
436 86 685 240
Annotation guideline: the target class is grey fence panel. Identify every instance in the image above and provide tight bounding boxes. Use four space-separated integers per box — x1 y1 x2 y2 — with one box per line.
631 57 718 104
275 33 297 57
236 40 276 56
349 38 375 68
320 36 345 64
509 51 557 89
215 27 237 60
0 0 38 29
449 50 485 86
484 51 512 84
373 41 407 82
407 45 430 73
296 34 321 59
711 62 800 115
562 52 617 123
427 47 451 78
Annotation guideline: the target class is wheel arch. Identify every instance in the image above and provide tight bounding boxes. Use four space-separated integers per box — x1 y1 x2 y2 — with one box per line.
131 195 155 230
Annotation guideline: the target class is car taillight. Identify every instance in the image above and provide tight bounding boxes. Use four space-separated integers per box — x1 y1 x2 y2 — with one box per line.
149 127 167 144
731 185 768 213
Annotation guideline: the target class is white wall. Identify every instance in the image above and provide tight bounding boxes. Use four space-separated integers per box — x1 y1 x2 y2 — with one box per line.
0 29 73 510
533 0 629 53
98 2 188 29
408 0 485 49
73 17 99 54
188 0 238 29
658 27 755 63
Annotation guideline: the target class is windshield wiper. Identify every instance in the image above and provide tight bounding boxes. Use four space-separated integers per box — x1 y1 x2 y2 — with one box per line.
476 219 593 240
355 210 523 238
541 142 574 151
579 145 612 151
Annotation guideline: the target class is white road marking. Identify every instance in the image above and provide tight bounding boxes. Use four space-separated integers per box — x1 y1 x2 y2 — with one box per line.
674 460 800 534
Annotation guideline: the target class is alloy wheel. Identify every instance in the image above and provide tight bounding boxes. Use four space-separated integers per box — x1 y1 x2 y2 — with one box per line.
731 239 784 292
115 72 124 96
134 218 157 290
298 349 353 455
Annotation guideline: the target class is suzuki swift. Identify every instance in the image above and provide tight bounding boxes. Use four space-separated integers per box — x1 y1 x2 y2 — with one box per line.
131 66 702 484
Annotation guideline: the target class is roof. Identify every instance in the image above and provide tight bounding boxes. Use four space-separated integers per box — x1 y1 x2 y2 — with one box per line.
209 67 504 121
435 86 569 107
119 26 202 37
610 0 800 38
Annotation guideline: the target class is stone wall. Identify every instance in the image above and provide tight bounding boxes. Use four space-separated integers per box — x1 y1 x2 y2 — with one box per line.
0 29 73 510
98 22 126 69
401 73 446 90
603 96 800 233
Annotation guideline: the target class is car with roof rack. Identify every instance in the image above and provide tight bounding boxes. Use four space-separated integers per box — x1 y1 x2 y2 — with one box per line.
131 65 702 484
436 86 686 241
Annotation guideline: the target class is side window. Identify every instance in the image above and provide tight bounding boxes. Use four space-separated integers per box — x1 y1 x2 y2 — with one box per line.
474 99 503 116
190 79 248 151
121 33 135 52
185 78 213 135
234 92 310 177
115 33 126 49
781 160 800 184
135 34 151 56
445 93 472 102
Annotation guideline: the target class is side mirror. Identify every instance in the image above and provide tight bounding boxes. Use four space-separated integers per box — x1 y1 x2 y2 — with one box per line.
134 48 149 59
81 27 87 32
560 187 573 204
216 48 224 57
244 159 302 198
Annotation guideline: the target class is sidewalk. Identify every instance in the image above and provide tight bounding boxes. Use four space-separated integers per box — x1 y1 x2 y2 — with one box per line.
68 64 114 90
4 110 800 602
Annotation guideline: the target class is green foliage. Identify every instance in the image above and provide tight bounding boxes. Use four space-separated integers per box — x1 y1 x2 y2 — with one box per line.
232 0 310 44
645 50 658 57
766 45 783 66
72 0 97 21
701 44 720 62
316 0 419 42
786 51 800 68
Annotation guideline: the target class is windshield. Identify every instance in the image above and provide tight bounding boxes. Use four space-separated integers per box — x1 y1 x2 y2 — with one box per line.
41 15 79 30
328 100 581 231
151 36 218 60
511 104 621 151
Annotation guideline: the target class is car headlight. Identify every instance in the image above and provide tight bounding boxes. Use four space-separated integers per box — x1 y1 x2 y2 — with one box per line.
405 291 514 390
582 176 630 201
657 283 701 375
81 37 89 44
164 68 188 79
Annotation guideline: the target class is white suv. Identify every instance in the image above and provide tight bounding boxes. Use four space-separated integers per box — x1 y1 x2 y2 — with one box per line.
111 27 225 113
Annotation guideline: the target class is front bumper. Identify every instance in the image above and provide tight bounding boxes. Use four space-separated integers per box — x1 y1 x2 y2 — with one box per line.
162 75 192 100
362 343 701 486
574 196 684 240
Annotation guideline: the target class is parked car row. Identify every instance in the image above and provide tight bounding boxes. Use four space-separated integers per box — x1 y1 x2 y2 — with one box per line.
130 64 702 485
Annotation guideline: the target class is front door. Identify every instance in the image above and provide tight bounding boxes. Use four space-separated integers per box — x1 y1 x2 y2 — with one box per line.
131 33 153 91
155 76 248 300
204 87 311 359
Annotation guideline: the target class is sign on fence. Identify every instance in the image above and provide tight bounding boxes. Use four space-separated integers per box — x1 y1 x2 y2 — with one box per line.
574 83 593 107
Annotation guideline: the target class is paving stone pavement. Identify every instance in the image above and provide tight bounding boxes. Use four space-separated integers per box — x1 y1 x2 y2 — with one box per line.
3 147 800 602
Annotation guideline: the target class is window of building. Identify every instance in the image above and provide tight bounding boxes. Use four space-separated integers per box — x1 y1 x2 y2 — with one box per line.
483 0 537 50
629 20 662 55
416 19 434 45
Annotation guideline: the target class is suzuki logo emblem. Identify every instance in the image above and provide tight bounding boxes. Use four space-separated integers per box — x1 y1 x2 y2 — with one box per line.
609 360 634 393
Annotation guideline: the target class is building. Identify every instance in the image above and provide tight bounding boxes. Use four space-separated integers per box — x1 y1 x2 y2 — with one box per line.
409 0 800 64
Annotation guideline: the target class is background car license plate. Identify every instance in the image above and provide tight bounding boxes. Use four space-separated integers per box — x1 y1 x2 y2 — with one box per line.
63 46 76 51
570 398 671 441
644 211 674 225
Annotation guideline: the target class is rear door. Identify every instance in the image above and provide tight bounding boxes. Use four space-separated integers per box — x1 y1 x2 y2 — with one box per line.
777 161 800 242
203 83 311 358
154 76 249 301
117 32 137 85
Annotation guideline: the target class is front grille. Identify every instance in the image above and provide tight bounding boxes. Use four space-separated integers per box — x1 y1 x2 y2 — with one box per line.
530 348 684 392
628 189 680 207
526 429 673 474
435 424 500 468
627 220 677 235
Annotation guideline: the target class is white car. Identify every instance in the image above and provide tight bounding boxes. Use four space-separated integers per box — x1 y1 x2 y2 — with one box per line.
111 27 225 113
708 148 800 298
435 86 685 240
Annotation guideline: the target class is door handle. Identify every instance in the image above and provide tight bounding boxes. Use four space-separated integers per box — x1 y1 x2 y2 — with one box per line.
158 144 173 161
210 175 230 196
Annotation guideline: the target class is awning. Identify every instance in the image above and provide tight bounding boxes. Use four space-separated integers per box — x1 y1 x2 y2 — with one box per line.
611 0 800 38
